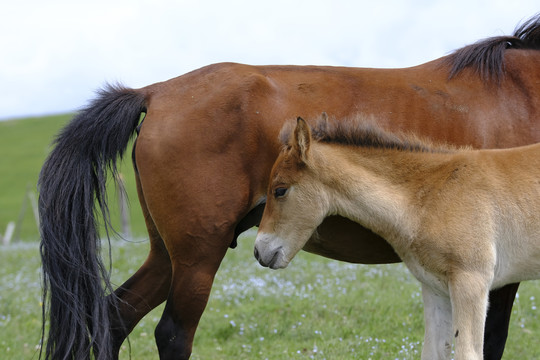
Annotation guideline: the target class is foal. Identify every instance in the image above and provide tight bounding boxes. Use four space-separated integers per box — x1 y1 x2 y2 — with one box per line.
254 116 540 360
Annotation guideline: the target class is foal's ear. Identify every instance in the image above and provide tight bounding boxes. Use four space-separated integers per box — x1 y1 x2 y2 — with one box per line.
292 117 312 163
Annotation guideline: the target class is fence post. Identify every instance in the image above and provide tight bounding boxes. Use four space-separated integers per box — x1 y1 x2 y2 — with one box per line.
6 185 41 244
2 222 15 245
13 187 30 242
28 189 40 229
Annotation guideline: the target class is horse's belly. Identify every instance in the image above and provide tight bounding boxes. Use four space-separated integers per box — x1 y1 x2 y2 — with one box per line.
302 216 402 264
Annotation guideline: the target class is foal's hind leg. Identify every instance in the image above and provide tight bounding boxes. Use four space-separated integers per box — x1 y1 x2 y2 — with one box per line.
108 173 172 357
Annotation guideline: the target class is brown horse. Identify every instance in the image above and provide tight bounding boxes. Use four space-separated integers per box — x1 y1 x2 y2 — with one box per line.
254 115 540 360
38 15 540 360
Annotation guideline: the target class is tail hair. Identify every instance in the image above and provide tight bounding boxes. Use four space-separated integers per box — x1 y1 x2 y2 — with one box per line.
38 84 146 359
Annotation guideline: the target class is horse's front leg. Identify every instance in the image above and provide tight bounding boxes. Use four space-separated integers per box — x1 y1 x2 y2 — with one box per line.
449 271 491 360
421 284 453 360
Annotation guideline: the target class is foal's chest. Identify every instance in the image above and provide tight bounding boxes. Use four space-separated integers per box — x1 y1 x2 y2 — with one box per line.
400 254 450 295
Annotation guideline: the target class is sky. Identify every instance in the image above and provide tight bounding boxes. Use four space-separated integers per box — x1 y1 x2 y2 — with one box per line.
1 0 538 120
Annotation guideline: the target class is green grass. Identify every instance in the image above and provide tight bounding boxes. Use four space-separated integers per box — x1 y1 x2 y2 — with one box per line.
0 233 539 359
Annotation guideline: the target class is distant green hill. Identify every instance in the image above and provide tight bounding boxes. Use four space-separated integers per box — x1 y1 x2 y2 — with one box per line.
0 114 144 242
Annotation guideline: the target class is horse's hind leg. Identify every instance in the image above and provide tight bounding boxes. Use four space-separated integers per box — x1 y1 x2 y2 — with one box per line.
140 166 245 359
483 283 519 360
108 172 172 357
153 223 232 359
125 163 242 359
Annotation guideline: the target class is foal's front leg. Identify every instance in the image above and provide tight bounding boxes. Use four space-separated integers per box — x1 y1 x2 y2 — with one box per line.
421 284 453 360
449 272 490 360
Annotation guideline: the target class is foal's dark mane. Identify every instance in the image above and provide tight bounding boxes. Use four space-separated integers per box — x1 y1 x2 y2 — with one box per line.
281 115 459 154
444 14 540 81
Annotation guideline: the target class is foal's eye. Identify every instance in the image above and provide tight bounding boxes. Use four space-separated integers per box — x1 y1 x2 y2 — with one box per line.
274 187 288 198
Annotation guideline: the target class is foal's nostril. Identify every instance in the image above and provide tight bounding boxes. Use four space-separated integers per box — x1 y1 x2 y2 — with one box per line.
268 250 279 268
254 247 260 261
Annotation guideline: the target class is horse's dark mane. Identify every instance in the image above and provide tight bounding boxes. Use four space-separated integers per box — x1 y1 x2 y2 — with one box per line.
444 14 540 81
281 115 459 154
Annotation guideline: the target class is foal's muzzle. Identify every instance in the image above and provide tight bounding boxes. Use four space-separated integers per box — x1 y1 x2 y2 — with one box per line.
254 245 283 268
254 233 287 269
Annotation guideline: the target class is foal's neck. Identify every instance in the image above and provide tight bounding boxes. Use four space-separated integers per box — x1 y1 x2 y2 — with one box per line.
318 143 463 246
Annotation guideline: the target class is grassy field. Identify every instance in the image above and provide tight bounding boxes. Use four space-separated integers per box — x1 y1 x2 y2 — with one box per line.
1 116 539 359
0 233 539 359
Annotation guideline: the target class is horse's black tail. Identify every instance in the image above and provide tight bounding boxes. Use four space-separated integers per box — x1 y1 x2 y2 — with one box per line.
38 84 147 360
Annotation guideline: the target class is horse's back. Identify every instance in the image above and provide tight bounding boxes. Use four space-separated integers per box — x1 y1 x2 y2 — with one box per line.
139 52 540 153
